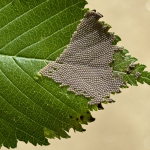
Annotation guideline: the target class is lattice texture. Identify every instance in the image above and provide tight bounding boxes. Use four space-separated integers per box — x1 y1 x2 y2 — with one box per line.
40 10 125 105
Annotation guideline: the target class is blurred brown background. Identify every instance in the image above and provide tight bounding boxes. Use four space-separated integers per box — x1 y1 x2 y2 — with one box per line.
2 0 150 150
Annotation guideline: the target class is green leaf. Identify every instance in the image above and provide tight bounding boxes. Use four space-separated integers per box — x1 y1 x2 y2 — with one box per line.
110 36 150 86
138 71 150 85
0 0 150 149
0 0 97 148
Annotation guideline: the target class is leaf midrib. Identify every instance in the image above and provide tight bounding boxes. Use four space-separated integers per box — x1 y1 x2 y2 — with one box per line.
0 54 50 61
1 54 84 122
13 57 83 115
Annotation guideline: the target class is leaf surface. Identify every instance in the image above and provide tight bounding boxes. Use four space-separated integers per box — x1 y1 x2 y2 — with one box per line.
0 0 150 149
0 0 95 148
110 35 150 87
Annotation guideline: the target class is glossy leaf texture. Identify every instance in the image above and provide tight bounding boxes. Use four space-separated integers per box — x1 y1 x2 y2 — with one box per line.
0 0 150 149
0 0 96 148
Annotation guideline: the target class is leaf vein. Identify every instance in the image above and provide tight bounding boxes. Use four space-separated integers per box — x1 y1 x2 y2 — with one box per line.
15 20 79 56
0 0 47 32
0 1 12 12
0 93 48 145
46 44 67 59
12 57 81 120
0 1 82 54
0 67 70 135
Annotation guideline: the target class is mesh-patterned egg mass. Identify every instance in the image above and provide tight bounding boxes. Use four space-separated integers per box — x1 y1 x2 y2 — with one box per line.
40 10 125 105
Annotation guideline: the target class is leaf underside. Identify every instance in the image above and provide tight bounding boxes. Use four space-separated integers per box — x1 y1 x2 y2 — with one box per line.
0 0 149 149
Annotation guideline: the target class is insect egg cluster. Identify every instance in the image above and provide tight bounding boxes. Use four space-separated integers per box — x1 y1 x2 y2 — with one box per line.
40 10 126 105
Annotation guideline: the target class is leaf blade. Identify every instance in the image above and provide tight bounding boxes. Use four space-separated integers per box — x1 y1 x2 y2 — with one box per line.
0 0 92 148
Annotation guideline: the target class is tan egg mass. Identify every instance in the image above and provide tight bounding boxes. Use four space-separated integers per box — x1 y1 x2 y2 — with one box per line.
40 10 125 105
